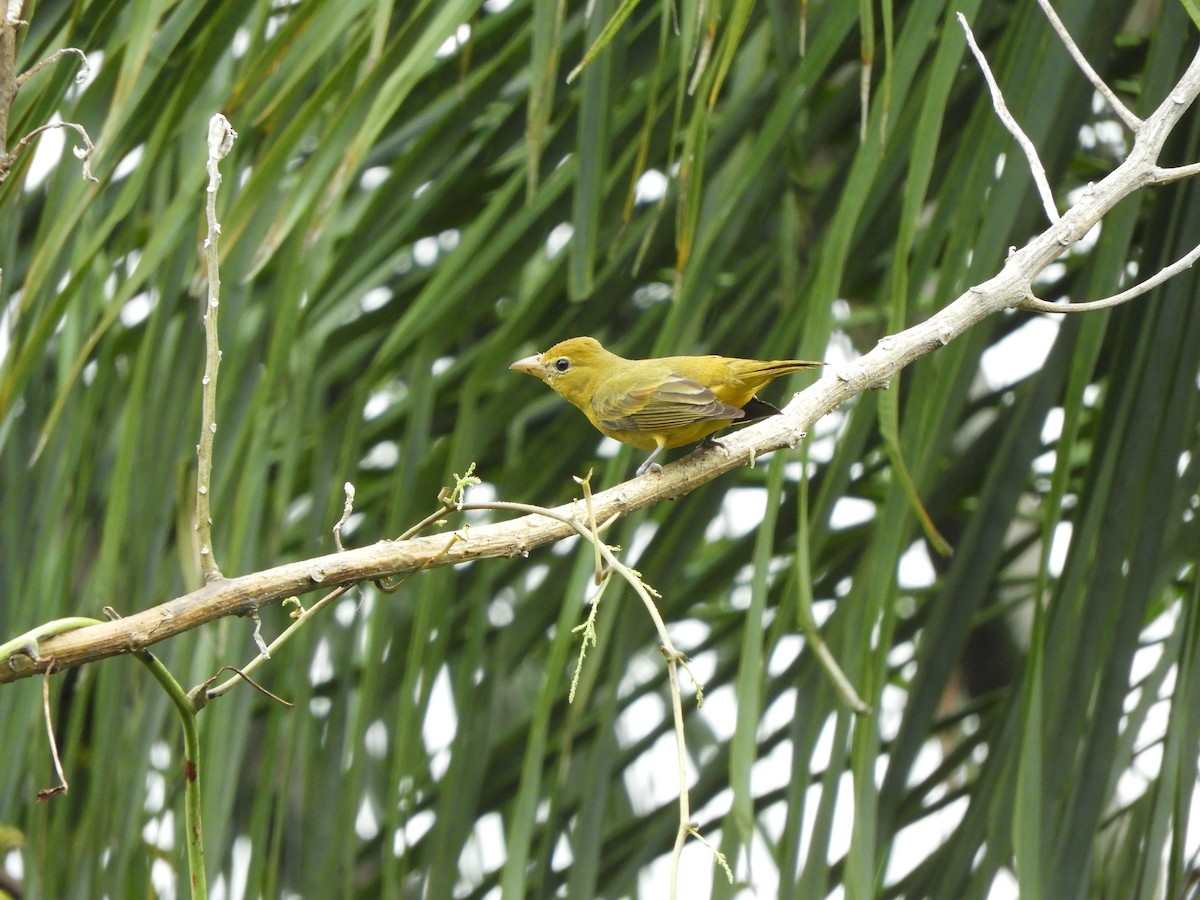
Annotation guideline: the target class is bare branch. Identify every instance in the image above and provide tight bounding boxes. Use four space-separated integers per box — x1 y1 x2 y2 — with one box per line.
332 482 356 552
1022 240 1200 314
957 12 1059 223
6 45 1200 685
195 114 237 582
1 120 97 183
204 584 353 699
16 47 90 88
1035 0 1141 130
37 662 69 800
1148 162 1200 185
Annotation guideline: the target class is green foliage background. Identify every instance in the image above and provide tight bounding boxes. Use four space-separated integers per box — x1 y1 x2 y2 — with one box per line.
1 0 1198 897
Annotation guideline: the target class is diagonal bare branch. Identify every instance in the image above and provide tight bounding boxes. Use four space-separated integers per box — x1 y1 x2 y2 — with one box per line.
958 12 1060 224
1035 0 1141 130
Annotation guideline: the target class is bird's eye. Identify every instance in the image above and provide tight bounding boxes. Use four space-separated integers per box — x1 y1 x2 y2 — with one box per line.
554 357 571 372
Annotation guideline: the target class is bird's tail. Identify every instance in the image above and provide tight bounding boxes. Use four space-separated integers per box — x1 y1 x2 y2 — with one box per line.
736 358 824 392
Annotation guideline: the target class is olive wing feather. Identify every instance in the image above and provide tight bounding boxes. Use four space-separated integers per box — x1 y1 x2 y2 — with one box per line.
593 374 744 432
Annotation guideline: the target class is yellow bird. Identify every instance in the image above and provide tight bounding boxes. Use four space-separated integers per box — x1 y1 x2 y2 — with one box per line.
510 336 823 475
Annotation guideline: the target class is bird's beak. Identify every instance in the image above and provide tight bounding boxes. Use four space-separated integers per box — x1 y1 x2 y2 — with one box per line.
510 353 546 380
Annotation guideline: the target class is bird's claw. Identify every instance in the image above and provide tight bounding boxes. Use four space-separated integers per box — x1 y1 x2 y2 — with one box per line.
699 436 731 457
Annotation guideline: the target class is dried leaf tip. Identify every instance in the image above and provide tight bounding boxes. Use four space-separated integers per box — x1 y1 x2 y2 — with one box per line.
207 114 237 160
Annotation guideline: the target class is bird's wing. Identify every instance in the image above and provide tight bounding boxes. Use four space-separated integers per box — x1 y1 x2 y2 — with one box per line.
594 373 744 432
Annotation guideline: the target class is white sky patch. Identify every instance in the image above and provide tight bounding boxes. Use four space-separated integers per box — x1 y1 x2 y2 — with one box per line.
987 868 1020 899
359 440 399 470
113 144 145 181
360 166 390 190
400 810 435 853
623 728 696 815
632 281 672 308
634 169 667 203
438 228 460 252
309 637 334 686
1048 521 1071 576
24 113 65 190
831 495 876 528
361 286 393 313
360 386 398 422
617 690 667 749
898 540 935 589
1033 260 1067 290
364 720 388 759
1080 118 1128 156
413 236 440 266
334 594 358 626
1042 406 1064 443
423 665 457 755
120 291 155 328
624 521 659 566
980 315 1060 389
667 616 709 655
231 27 251 58
463 811 506 876
705 487 769 541
435 23 471 58
355 795 379 840
546 222 573 258
768 634 803 676
487 586 516 627
462 480 498 525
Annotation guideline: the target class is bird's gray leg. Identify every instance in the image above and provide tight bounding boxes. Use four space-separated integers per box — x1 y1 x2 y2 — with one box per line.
636 439 667 476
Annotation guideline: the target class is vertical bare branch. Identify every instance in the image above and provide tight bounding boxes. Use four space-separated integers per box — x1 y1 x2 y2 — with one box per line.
195 114 237 582
0 6 19 159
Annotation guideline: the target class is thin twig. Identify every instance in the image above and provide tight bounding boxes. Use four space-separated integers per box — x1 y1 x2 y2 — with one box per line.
1034 0 1141 130
473 494 716 894
957 12 1059 224
204 584 353 698
16 47 90 87
568 576 608 703
1148 162 1200 185
333 482 356 552
36 661 68 800
395 488 457 540
376 531 465 593
195 114 236 582
249 611 269 657
1 120 97 182
189 665 293 711
666 655 690 900
1021 239 1200 314
574 470 606 584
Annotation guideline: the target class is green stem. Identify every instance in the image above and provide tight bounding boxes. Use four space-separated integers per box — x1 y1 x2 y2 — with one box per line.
134 651 207 899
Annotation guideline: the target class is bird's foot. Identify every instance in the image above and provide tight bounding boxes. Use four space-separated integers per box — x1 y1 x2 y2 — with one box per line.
699 435 731 457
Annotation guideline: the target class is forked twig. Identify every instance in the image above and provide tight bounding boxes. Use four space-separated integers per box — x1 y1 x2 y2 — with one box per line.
957 12 1059 224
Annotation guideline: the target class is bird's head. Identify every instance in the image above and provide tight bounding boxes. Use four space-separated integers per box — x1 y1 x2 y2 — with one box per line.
510 336 619 408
